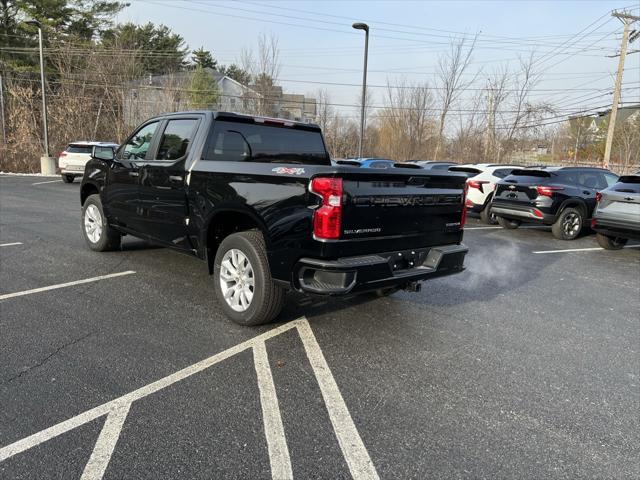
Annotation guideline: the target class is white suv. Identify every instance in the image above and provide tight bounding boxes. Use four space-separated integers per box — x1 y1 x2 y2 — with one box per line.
462 164 521 224
58 142 119 183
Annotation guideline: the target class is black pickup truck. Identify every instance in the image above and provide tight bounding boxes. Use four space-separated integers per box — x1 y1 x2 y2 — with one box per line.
80 111 468 325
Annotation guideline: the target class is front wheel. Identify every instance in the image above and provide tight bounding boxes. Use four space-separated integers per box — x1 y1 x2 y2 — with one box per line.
596 232 628 250
81 194 121 251
214 230 284 326
62 174 75 183
497 216 521 229
552 207 583 240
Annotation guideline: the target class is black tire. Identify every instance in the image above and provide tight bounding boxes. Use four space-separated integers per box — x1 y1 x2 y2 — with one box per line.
214 230 284 326
552 207 583 240
497 216 521 229
62 174 75 183
81 194 121 251
480 203 497 225
596 232 628 250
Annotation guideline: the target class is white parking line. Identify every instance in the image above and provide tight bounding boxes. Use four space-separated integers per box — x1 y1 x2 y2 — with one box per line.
533 245 640 254
31 179 61 185
80 403 131 480
254 342 293 480
0 271 136 301
0 242 23 247
0 317 378 479
297 320 380 480
465 226 502 230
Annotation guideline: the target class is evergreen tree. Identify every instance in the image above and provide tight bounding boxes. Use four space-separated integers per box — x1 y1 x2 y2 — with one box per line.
191 47 217 70
189 65 220 109
101 22 188 75
219 64 251 86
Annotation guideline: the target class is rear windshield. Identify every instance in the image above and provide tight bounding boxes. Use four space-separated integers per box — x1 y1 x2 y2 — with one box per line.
619 175 640 184
509 169 551 177
448 166 481 174
66 144 93 154
614 176 640 193
493 168 516 178
203 120 330 165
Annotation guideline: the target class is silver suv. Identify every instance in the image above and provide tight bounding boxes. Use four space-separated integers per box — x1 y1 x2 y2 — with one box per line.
58 142 118 183
592 174 640 249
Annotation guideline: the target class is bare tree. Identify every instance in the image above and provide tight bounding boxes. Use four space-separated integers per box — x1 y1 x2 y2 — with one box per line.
376 78 436 160
433 34 478 160
241 33 281 116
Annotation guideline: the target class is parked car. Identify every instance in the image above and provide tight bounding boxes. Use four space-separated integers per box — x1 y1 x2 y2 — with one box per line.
464 164 521 224
592 174 640 249
492 166 619 240
80 111 469 326
349 158 397 169
58 141 119 183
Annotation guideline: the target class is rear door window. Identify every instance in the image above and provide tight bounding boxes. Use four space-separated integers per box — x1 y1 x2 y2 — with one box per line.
156 119 199 161
203 120 330 165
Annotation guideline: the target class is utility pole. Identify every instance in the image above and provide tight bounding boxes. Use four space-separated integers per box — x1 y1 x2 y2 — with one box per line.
484 83 494 161
0 74 6 145
603 10 639 169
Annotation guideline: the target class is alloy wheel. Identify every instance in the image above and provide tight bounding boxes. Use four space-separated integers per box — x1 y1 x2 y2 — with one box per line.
219 249 255 312
84 204 103 243
562 212 581 237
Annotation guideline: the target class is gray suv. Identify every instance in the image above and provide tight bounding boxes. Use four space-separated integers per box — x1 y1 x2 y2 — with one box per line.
592 174 640 249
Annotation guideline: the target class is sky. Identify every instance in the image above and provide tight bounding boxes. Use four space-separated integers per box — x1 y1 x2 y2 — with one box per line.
117 0 640 124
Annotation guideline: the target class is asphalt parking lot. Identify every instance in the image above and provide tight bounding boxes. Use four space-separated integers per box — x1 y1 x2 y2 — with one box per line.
1 174 639 479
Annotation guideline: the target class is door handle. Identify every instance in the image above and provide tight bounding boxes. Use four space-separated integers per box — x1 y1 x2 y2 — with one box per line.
169 175 183 182
129 171 139 177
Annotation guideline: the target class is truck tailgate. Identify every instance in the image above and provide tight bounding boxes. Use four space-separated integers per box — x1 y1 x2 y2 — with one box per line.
319 170 466 256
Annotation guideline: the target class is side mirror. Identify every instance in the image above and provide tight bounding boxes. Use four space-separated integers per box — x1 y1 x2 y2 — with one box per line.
92 145 115 161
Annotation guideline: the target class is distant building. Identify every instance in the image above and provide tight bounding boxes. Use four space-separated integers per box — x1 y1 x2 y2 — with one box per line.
124 68 317 127
568 104 640 133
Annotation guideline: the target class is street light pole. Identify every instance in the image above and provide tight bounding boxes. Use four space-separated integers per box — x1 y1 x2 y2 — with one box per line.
352 22 369 159
26 21 49 155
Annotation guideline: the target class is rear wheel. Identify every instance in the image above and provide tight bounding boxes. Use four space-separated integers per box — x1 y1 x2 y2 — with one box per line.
62 174 75 183
480 203 498 225
497 216 521 229
596 233 628 250
552 207 583 240
214 230 284 326
81 194 121 251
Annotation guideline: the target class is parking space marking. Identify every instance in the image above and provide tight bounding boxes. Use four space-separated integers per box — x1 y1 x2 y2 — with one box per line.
0 271 136 301
80 403 131 480
533 245 640 254
297 320 380 480
0 318 378 479
0 242 23 247
254 342 293 480
31 180 61 185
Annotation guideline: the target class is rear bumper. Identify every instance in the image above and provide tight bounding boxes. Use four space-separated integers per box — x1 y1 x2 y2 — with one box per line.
294 244 468 295
592 218 640 240
491 202 554 223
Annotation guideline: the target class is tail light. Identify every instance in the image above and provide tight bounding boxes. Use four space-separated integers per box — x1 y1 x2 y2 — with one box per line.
58 151 67 158
460 183 468 228
595 192 602 202
591 218 598 228
535 185 563 197
310 177 343 240
467 179 489 193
